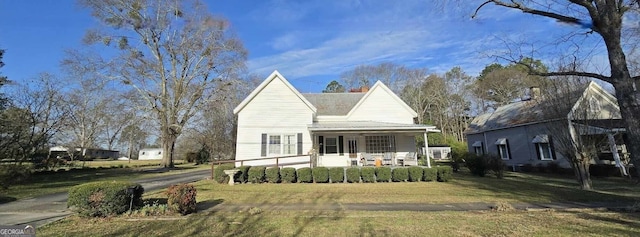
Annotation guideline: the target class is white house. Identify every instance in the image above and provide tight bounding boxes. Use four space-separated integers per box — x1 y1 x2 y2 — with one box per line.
233 70 440 168
138 148 163 160
49 146 119 160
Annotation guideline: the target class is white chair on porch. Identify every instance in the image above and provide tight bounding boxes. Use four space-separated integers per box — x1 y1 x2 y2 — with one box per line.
404 152 417 166
362 153 375 166
383 152 393 166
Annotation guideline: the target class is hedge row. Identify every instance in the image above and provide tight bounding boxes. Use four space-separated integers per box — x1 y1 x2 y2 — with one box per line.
213 166 453 184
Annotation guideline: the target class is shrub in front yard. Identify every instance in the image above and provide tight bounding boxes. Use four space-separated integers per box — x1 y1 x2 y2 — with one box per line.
375 167 391 182
213 164 235 184
392 167 409 182
465 153 488 177
361 167 376 183
486 155 505 179
297 167 313 183
437 166 453 182
265 167 280 183
346 167 360 183
166 183 197 215
329 167 344 183
423 167 437 181
408 166 423 182
235 166 251 183
68 181 144 217
281 167 297 183
248 166 266 183
312 167 329 183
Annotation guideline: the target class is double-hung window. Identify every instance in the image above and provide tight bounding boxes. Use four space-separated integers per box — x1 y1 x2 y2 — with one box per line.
268 135 282 155
532 134 553 160
283 134 297 155
495 138 510 160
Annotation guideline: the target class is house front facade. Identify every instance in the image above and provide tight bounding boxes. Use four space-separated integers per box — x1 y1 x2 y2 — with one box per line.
233 71 439 168
465 82 628 172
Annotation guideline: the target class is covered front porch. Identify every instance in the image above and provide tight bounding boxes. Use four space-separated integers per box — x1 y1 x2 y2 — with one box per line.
572 119 628 175
308 121 440 168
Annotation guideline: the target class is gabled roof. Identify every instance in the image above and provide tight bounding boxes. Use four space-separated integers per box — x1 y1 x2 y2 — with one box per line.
346 80 418 118
302 93 365 116
465 82 608 134
233 70 317 114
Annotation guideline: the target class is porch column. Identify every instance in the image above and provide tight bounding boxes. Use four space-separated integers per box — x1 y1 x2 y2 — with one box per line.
423 131 431 168
607 133 628 176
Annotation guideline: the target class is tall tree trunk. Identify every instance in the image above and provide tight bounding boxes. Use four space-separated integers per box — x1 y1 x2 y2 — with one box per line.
612 81 640 179
574 161 592 190
161 134 177 168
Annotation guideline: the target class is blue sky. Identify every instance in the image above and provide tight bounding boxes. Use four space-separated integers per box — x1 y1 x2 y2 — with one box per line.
0 0 603 92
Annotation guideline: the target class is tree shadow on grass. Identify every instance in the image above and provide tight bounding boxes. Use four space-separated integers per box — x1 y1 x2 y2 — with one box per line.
0 196 16 204
562 210 640 236
453 170 640 203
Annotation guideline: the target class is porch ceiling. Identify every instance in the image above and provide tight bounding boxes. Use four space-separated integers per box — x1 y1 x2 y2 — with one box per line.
308 121 440 133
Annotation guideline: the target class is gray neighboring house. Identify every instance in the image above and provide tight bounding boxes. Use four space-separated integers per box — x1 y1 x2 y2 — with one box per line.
465 81 628 170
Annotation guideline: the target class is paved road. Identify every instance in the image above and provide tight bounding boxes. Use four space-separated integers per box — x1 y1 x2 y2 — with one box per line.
0 169 211 227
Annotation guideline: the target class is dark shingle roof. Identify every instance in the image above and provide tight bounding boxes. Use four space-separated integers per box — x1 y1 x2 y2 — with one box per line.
465 84 589 134
302 93 365 116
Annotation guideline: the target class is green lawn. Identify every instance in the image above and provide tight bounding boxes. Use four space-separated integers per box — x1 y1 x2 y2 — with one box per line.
38 170 640 236
0 163 208 202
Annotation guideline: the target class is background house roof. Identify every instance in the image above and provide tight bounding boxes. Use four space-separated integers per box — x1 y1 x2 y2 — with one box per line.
465 83 590 134
302 93 365 116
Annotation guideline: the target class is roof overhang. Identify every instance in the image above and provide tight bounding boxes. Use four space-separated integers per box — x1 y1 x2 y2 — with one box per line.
308 121 440 133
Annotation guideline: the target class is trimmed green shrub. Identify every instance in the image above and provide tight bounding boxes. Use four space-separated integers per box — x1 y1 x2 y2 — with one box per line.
423 167 437 181
329 167 344 183
213 163 235 184
312 167 329 183
68 181 144 217
281 167 297 183
375 167 391 182
265 167 280 183
234 166 251 183
437 166 453 182
248 166 266 183
361 167 376 183
297 167 313 183
166 183 197 215
408 166 423 182
346 167 360 183
392 167 409 182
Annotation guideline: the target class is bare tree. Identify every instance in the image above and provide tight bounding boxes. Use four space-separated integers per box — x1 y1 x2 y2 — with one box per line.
340 63 410 92
473 0 640 179
78 0 247 167
0 73 68 163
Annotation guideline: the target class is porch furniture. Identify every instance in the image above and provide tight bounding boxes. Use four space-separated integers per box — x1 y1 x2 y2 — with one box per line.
404 152 417 166
383 152 393 166
362 153 376 166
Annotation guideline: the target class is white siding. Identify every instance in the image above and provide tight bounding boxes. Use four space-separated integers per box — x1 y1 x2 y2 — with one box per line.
235 77 314 165
347 86 415 124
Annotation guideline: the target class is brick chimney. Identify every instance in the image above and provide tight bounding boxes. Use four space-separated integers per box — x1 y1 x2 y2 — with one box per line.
360 86 369 92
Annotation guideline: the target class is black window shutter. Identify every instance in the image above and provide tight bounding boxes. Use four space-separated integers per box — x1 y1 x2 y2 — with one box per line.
549 136 557 160
338 136 344 156
297 133 303 155
506 140 512 160
318 136 324 155
261 133 267 157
